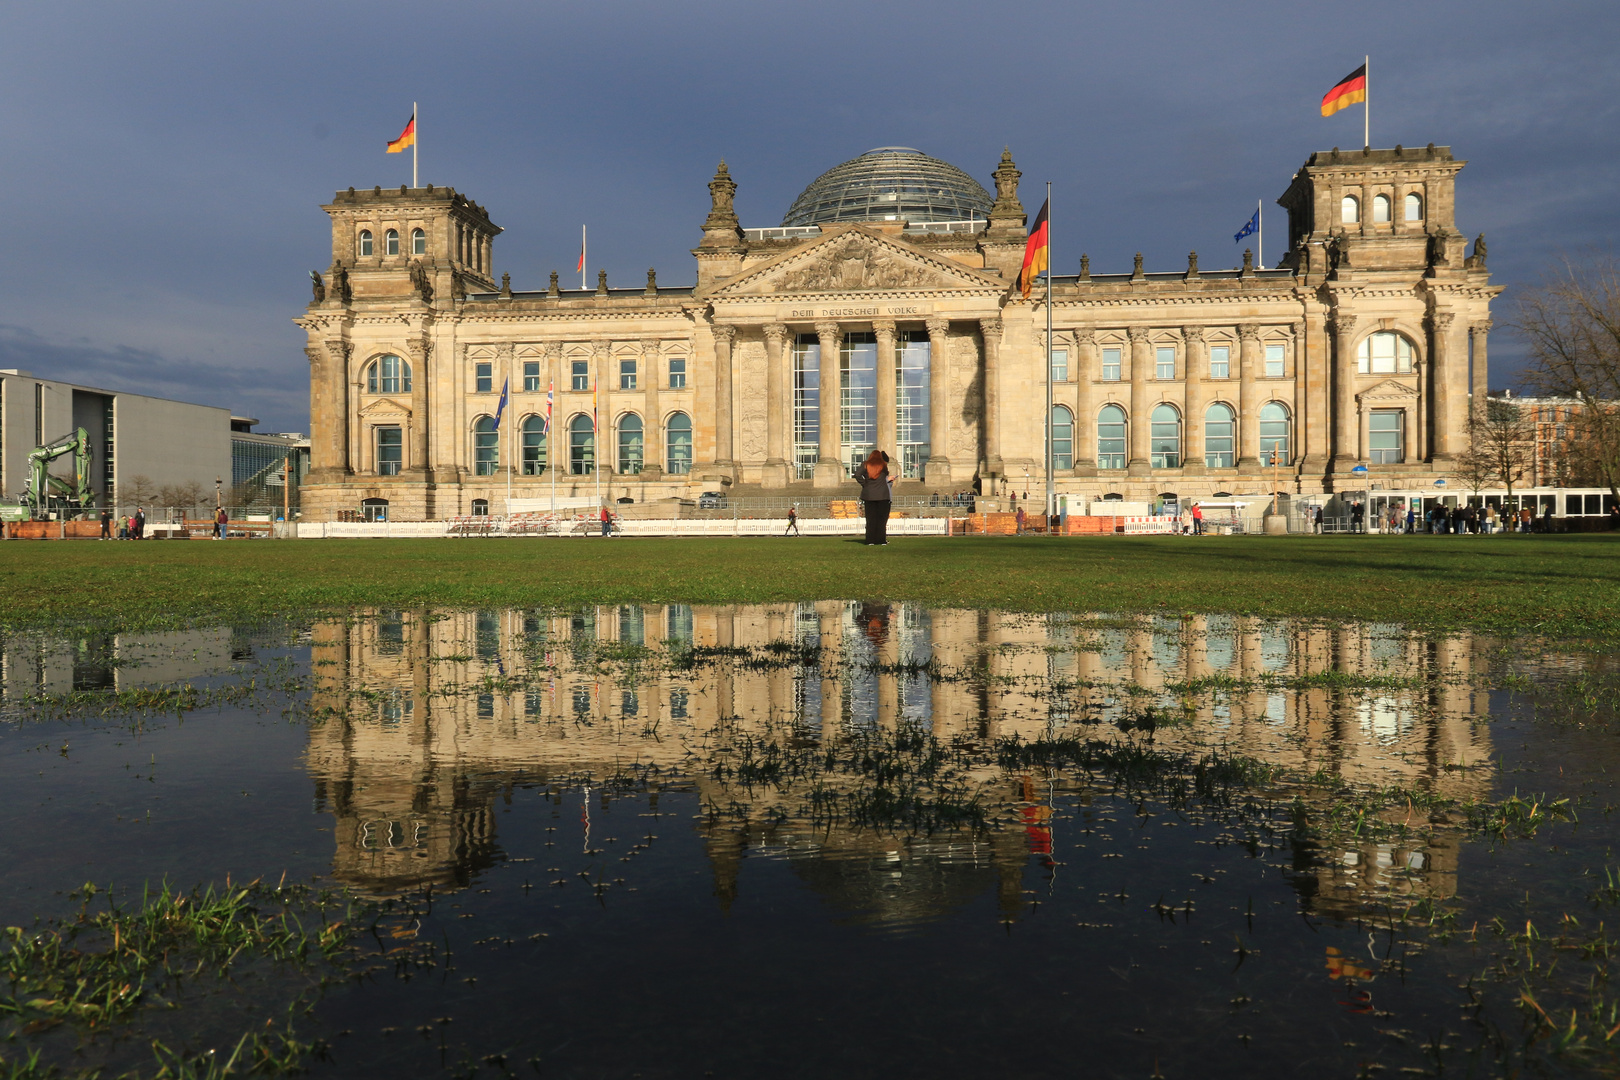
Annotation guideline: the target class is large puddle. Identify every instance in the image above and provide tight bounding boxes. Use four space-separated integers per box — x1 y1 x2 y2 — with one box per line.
2 605 1616 1078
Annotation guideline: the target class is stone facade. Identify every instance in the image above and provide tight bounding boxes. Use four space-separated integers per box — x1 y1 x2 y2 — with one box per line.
296 145 1499 520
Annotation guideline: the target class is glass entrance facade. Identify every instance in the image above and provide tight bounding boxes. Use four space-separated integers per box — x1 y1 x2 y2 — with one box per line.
792 335 820 478
895 331 930 478
840 332 877 471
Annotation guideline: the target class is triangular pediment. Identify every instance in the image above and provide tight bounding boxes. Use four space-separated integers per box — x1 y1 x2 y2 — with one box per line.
359 396 412 418
1356 378 1419 404
711 224 1004 298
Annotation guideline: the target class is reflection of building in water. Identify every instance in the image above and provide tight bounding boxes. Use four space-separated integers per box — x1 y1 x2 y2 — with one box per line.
0 628 238 699
307 605 1496 919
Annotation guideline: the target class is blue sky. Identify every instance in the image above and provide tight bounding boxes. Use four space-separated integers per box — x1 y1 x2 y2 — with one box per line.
1 1 1614 432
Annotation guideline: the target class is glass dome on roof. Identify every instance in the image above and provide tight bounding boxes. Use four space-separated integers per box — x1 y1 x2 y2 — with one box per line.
782 147 993 228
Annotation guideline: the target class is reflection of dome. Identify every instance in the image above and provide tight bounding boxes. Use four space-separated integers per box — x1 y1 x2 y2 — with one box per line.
782 147 993 227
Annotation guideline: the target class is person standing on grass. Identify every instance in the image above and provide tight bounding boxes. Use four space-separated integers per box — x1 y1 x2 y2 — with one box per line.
853 449 892 546
1192 503 1204 535
599 505 612 537
784 505 800 536
1015 504 1026 535
99 508 111 540
134 506 146 539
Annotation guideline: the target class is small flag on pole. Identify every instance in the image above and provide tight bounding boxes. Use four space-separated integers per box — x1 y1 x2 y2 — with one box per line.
576 240 585 274
545 383 554 433
386 112 416 153
1018 198 1050 299
1320 63 1367 117
591 380 598 433
493 378 509 429
1234 209 1258 245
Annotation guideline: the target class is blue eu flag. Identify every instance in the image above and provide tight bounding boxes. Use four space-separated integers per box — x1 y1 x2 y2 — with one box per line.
493 378 509 429
1234 209 1258 245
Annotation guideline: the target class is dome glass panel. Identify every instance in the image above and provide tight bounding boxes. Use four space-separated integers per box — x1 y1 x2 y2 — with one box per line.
782 147 993 227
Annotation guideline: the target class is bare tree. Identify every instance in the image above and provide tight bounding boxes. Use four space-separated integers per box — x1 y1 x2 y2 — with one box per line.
1513 257 1620 502
121 474 157 509
1451 437 1497 499
1461 398 1537 501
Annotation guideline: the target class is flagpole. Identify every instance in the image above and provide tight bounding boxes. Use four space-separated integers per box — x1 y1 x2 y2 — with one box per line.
413 101 418 189
1363 56 1370 149
1257 198 1264 270
549 383 556 522
1044 180 1054 523
581 225 587 292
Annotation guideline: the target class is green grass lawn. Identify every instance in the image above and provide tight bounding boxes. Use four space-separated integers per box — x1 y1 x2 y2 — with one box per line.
4 533 1617 641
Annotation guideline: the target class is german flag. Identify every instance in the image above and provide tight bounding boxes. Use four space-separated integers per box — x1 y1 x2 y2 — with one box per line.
386 112 416 153
1018 198 1049 299
1321 64 1367 118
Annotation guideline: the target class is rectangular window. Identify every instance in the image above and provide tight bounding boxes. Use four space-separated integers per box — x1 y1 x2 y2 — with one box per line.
1265 344 1285 378
1155 346 1176 380
376 426 402 475
840 332 877 470
475 362 492 394
571 359 589 391
896 331 931 478
1369 409 1404 464
523 360 540 392
1050 347 1068 383
668 356 686 388
1101 347 1121 381
1209 345 1230 379
793 335 820 479
619 357 637 390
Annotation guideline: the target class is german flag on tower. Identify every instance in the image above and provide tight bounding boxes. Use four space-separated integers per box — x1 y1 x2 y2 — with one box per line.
386 112 416 153
1018 198 1049 299
1320 64 1367 117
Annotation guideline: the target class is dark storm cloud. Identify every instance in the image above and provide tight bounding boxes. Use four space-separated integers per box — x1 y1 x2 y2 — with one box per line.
1 0 1615 430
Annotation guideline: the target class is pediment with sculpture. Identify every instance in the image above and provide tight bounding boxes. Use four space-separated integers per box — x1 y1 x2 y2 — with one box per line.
711 225 1004 299
1355 379 1419 405
358 397 412 419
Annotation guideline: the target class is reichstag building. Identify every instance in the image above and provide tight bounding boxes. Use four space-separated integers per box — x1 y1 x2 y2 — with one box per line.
296 143 1498 520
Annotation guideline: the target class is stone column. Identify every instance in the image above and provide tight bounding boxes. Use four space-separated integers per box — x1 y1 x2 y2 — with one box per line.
1237 325 1261 468
1127 326 1150 475
307 342 347 481
762 324 789 486
496 343 516 478
640 340 663 480
543 343 562 477
712 324 735 467
1072 329 1096 476
1330 313 1359 470
407 333 430 474
1429 312 1459 459
325 338 351 477
1469 320 1491 424
874 320 898 463
980 318 1004 476
814 321 842 487
1182 326 1206 475
1413 357 1428 462
924 316 952 484
591 340 611 481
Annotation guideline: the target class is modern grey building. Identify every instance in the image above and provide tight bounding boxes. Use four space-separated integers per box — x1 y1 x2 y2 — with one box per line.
0 370 231 509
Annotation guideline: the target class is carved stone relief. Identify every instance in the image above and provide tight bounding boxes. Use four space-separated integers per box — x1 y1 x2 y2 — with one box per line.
736 338 768 461
758 233 961 294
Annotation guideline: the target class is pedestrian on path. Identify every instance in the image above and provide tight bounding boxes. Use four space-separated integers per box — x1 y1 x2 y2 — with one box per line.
784 506 800 536
853 449 892 546
1192 503 1204 535
599 505 613 537
100 508 111 539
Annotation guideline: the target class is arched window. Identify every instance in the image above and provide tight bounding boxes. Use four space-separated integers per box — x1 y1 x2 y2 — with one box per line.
361 497 388 522
521 415 547 475
666 412 693 474
1050 406 1074 470
359 229 373 257
1259 402 1292 465
1404 192 1424 222
471 498 489 517
1204 403 1235 468
1373 194 1391 223
1356 331 1416 374
569 414 595 475
472 416 498 475
1341 195 1359 224
617 414 643 474
1097 405 1126 470
385 228 400 256
366 355 412 394
411 227 425 255
1150 404 1181 469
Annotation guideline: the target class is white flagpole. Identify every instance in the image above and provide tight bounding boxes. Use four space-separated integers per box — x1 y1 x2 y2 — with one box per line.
1257 198 1264 270
1044 180 1054 521
1363 56 1370 149
581 224 587 292
413 101 418 189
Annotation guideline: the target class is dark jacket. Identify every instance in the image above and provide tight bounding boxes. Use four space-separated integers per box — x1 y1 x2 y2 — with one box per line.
853 464 891 502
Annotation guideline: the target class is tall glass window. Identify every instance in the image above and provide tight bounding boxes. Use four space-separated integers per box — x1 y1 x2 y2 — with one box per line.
1150 404 1181 468
1259 402 1291 464
896 331 930 478
571 359 589 391
1341 195 1359 223
1050 347 1068 382
1204 403 1235 468
1357 332 1414 374
523 360 540 392
521 415 546 474
1101 347 1121 381
473 416 498 475
475 362 493 394
618 414 643 474
840 332 877 470
1404 192 1424 221
1265 344 1285 378
1209 345 1230 379
359 230 373 257
368 355 411 394
385 229 399 255
666 412 692 474
1373 194 1391 223
1155 346 1176 380
569 414 595 475
1097 405 1126 469
1369 409 1403 464
1050 406 1074 470
619 357 637 390
411 227 426 255
376 426 402 475
668 356 686 388
792 335 820 478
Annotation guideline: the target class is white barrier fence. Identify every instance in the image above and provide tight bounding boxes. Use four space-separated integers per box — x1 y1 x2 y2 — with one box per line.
288 517 950 539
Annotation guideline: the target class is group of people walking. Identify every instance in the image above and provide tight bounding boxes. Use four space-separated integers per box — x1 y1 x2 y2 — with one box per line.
99 507 146 539
1319 499 1561 535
